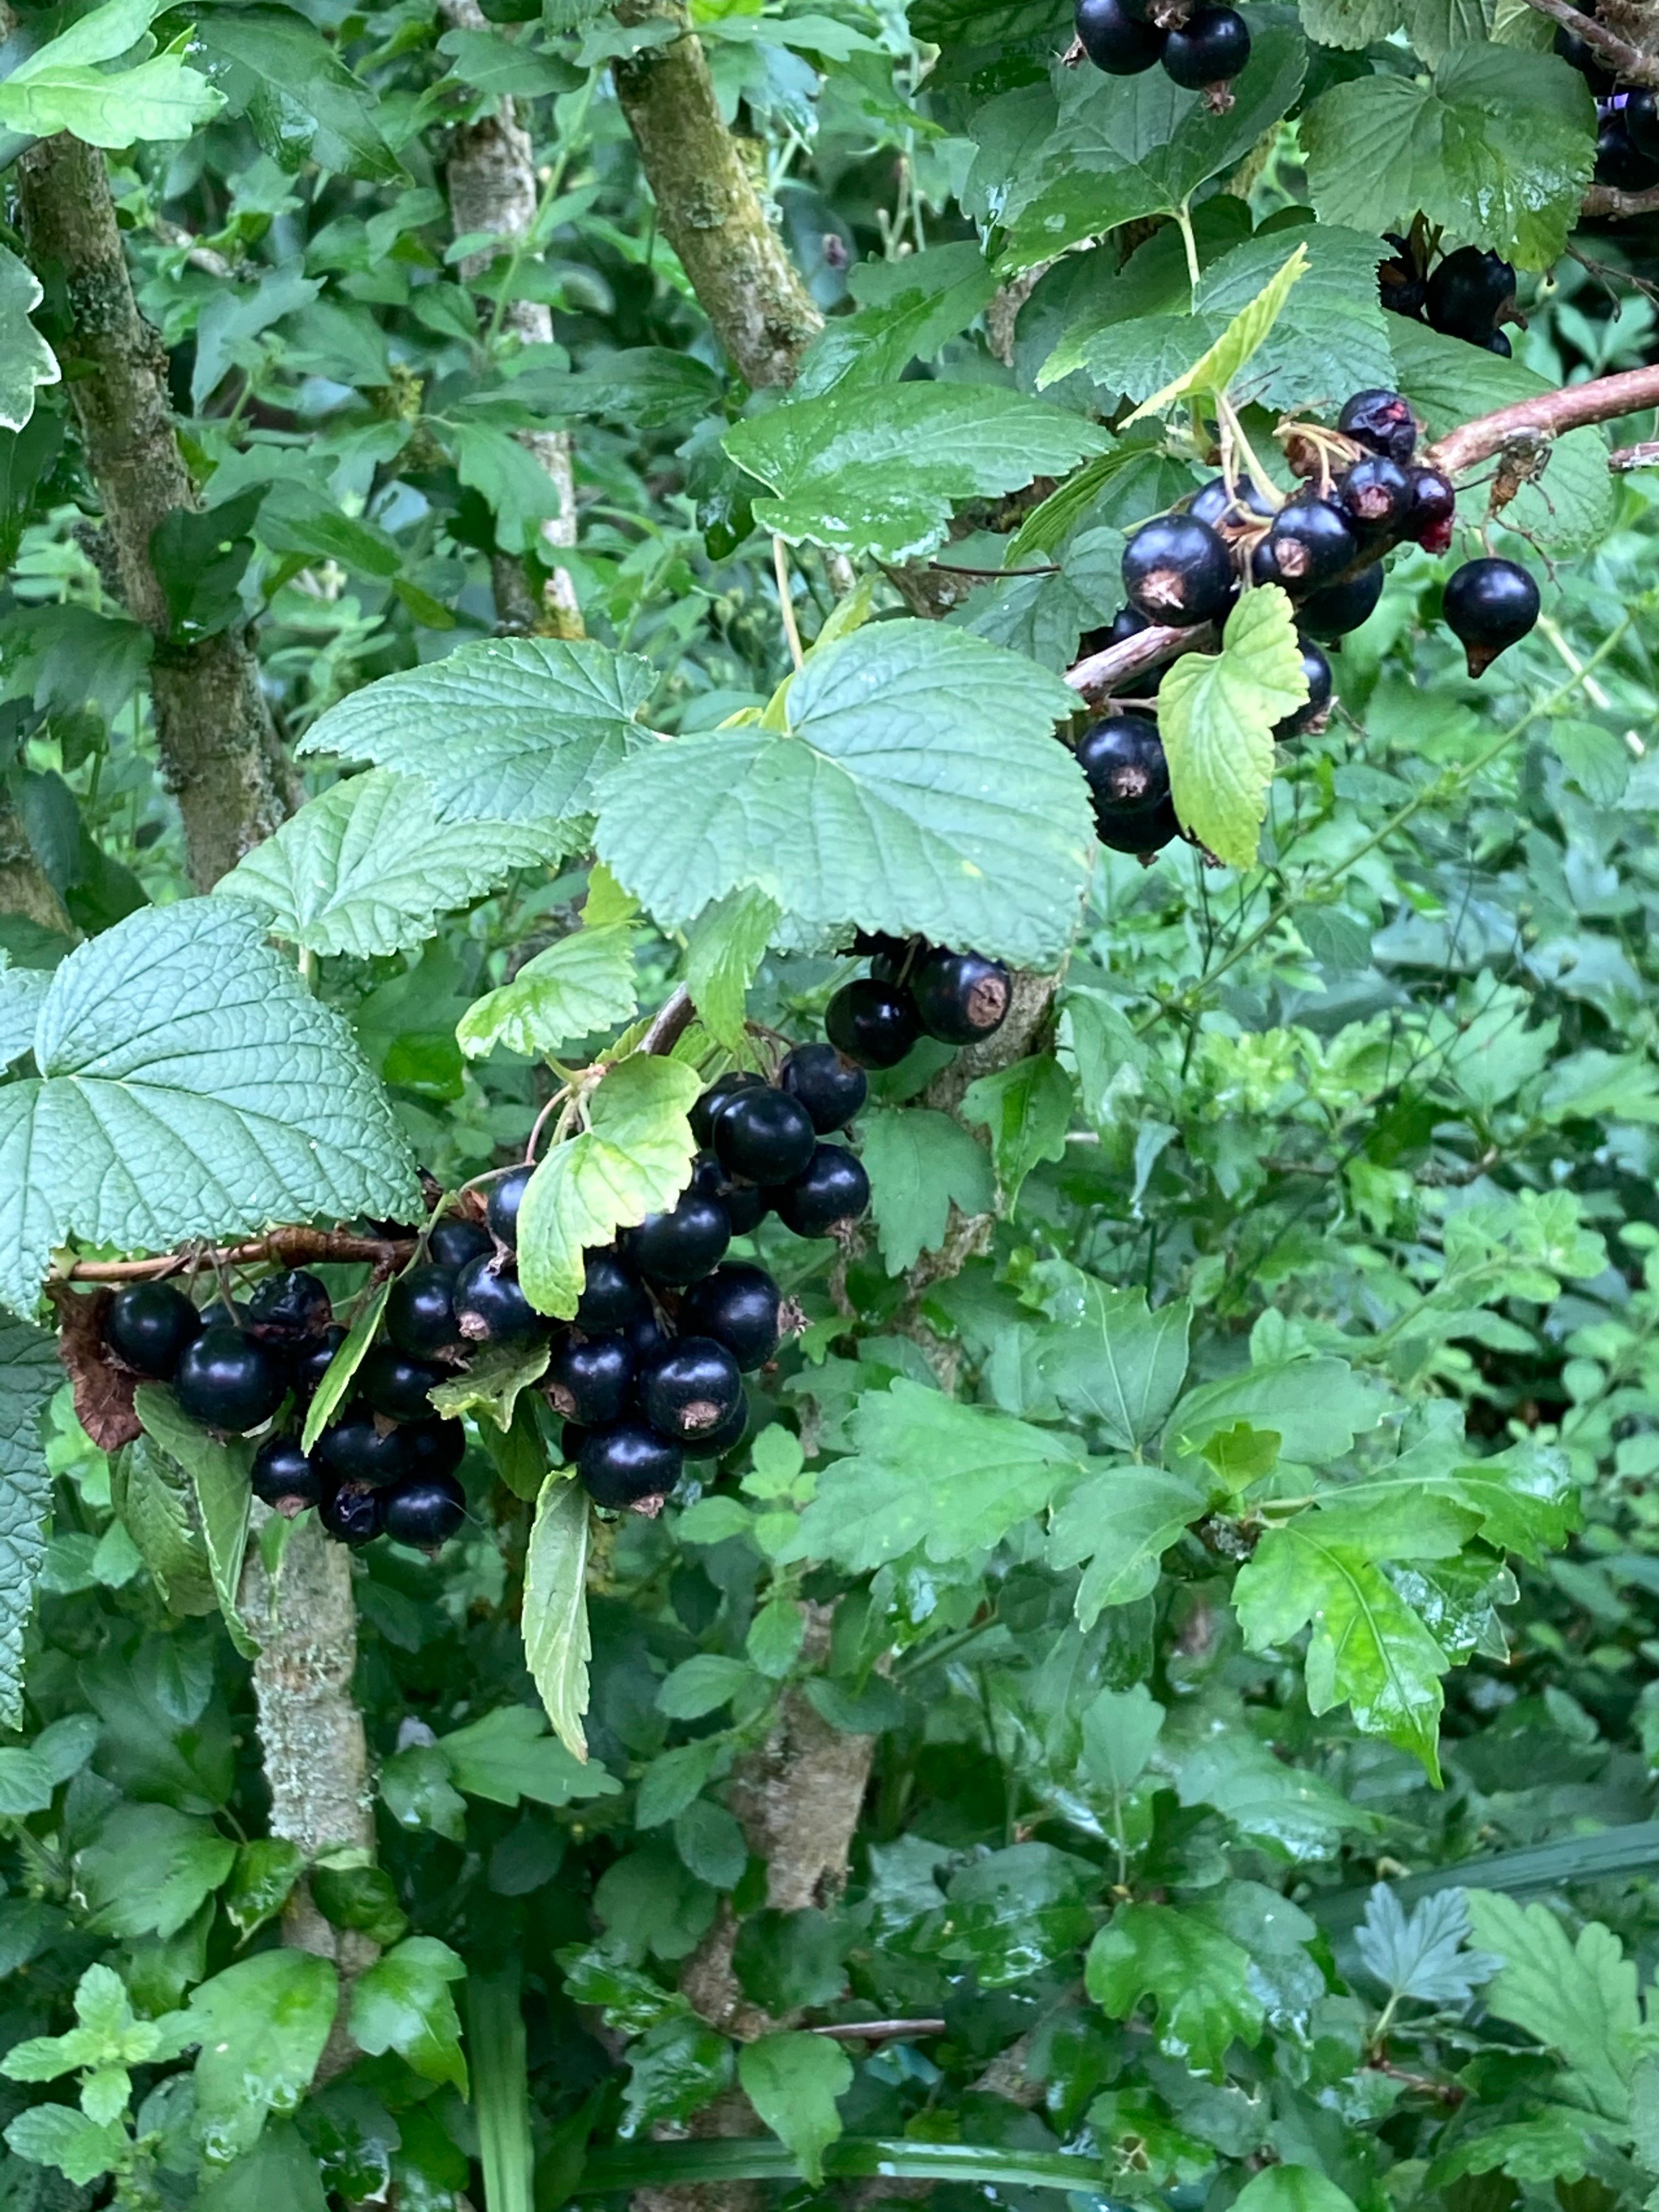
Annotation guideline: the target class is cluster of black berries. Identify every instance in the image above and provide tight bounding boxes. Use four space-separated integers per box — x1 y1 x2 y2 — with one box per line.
1381 232 1517 357
1070 388 1542 856
101 1266 470 1549
1551 8 1659 188
1073 0 1250 105
825 938 1013 1067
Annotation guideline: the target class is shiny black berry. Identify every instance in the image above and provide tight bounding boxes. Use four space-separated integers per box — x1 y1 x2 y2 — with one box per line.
1337 389 1419 466
486 1165 533 1250
579 1423 684 1509
103 1282 201 1380
1251 498 1357 593
1596 108 1659 190
1098 795 1181 857
1483 329 1512 358
1555 19 1613 94
678 1262 782 1372
1629 86 1659 160
574 1247 648 1333
1275 637 1334 741
405 1417 466 1479
546 1331 634 1425
244 1269 331 1344
690 1071 768 1149
454 1255 546 1349
383 1470 467 1548
318 1415 416 1489
294 1323 347 1403
687 1390 749 1460
1076 714 1170 819
1405 468 1457 545
779 1043 866 1135
910 948 1012 1046
714 1088 817 1186
320 1480 382 1546
1161 3 1250 87
1300 562 1384 641
174 1328 288 1432
1075 0 1165 72
1078 605 1152 658
386 1265 461 1358
625 1307 670 1365
825 978 921 1070
428 1216 493 1273
1424 245 1515 345
1122 515 1235 628
358 1345 443 1424
1189 476 1277 534
1442 556 1541 677
625 1193 731 1286
640 1335 743 1443
251 1434 325 1514
773 1144 871 1238
1336 455 1412 541
689 1152 769 1237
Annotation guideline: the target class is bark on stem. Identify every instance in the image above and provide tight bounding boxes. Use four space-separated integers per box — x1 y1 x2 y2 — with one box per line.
1520 0 1659 80
1423 359 1659 478
14 133 292 890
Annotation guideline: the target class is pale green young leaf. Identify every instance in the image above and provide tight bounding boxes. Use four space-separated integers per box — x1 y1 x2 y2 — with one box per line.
860 1106 997 1274
349 1939 469 2094
7 0 163 73
3 2104 128 2188
1159 587 1306 869
188 1951 338 2165
427 1341 551 1432
0 38 224 145
0 1321 60 1730
658 1654 756 1720
1355 1886 1501 2007
112 1436 215 1613
132 1388 256 1658
1232 2168 1359 2212
682 890 778 1054
1463 1892 1640 2120
300 1280 391 1454
961 1056 1073 1207
1128 242 1308 419
523 1472 592 1761
738 2032 852 2187
458 923 638 1061
1085 1901 1264 2076
0 246 58 436
517 1056 701 1316
436 1703 620 1807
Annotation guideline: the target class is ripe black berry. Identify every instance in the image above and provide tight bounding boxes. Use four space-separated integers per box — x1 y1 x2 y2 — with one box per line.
546 1332 634 1425
625 1307 670 1365
383 1470 467 1548
1076 714 1170 820
386 1265 461 1358
1251 498 1357 593
486 1165 533 1249
640 1336 743 1442
318 1414 416 1488
1596 107 1659 190
174 1328 288 1432
1275 637 1333 741
428 1217 493 1272
690 1071 767 1149
320 1480 382 1545
1379 234 1428 322
558 1420 589 1465
687 1390 749 1460
679 1262 782 1372
1336 456 1412 541
909 948 1012 1046
1442 556 1541 677
1078 605 1151 658
689 1152 768 1236
295 1323 347 1402
1424 245 1515 345
714 1088 817 1186
244 1270 331 1345
1161 4 1250 88
405 1417 466 1479
454 1255 546 1348
251 1434 325 1514
1189 476 1277 534
103 1282 201 1380
1484 330 1512 358
1299 562 1384 641
579 1422 683 1509
358 1345 443 1424
574 1247 648 1333
1555 19 1613 94
779 1043 867 1135
773 1144 871 1237
625 1192 731 1285
1337 389 1419 466
1122 515 1235 628
825 978 921 1070
1629 86 1659 160
1404 468 1456 547
1074 0 1165 72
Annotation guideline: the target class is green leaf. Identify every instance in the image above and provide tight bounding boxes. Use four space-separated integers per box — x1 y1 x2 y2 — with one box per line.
1159 586 1306 868
1463 1892 1640 2121
0 1746 55 1816
0 0 224 145
1130 242 1308 419
218 771 552 959
596 623 1093 968
77 1801 237 1940
298 636 659 832
523 1472 592 1763
860 1105 997 1273
517 1056 702 1316
1232 2168 1359 2212
658 1653 755 1720
1166 1356 1390 1472
189 1950 339 2165
349 1938 469 2095
738 2033 853 2187
195 4 403 183
1028 1268 1192 1450
1301 44 1594 269
132 1387 256 1658
450 421 575 557
941 1843 1096 1985
0 246 59 437
299 1281 391 1455
625 2014 735 2131
426 1340 550 1432
1081 1682 1165 1801
794 242 998 399
112 1435 215 1613
1355 1885 1500 2006
195 2124 330 2212
1085 1900 1264 2076
222 1838 304 1942
724 383 1108 562
498 348 723 431
0 1319 60 1730
682 891 778 1054
3 2104 128 2187
458 923 638 1062
1048 1465 1210 1627
436 1703 620 1808
0 899 418 1318
960 1056 1073 1206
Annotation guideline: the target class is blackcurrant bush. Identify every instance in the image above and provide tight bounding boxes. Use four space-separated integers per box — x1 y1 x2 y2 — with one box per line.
428 1216 493 1272
714 1088 817 1186
1337 389 1419 466
294 1324 347 1402
773 1144 871 1237
1424 245 1515 345
546 1331 634 1425
779 1043 867 1134
486 1164 533 1249
383 1470 467 1548
1122 515 1235 628
251 1434 325 1514
574 1246 648 1333
174 1328 288 1432
1078 605 1151 658
678 1262 782 1372
244 1269 331 1344
1336 455 1412 540
690 1070 767 1149
1098 795 1181 856
689 1152 769 1236
1189 476 1277 533
1075 0 1166 72
686 1390 749 1460
1250 497 1357 592
405 1417 466 1479
1629 86 1659 160
358 1344 443 1424
909 947 1013 1045
320 1480 382 1546
1596 108 1659 190
317 1414 416 1489
1161 3 1250 87
386 1265 461 1358
1076 714 1170 817
454 1255 546 1348
579 1422 684 1509
1299 562 1384 641
1274 637 1333 741
1442 556 1541 677
825 978 921 1070
640 1335 743 1442
103 1282 201 1380
1404 468 1456 546
625 1192 731 1285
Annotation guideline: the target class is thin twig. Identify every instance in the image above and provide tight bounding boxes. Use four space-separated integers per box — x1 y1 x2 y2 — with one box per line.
1517 0 1659 81
1583 179 1659 218
1066 619 1209 700
1425 360 1659 477
1610 438 1659 471
810 2019 947 2040
774 535 805 672
54 1228 416 1286
639 984 697 1057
